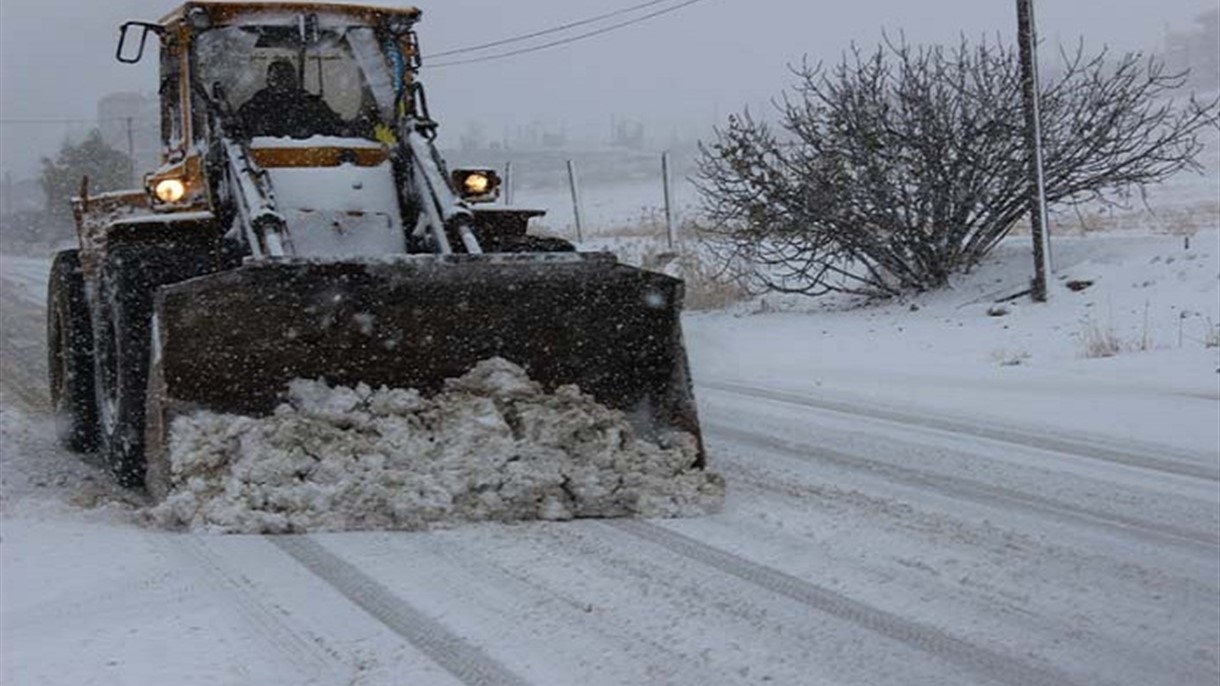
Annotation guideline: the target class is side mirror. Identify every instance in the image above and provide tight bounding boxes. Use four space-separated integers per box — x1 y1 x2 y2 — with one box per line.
116 22 164 64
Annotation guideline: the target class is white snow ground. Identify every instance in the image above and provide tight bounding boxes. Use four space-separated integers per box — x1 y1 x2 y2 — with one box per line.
2 225 1218 685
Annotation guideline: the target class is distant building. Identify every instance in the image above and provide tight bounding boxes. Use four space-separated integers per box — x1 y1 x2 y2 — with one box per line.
509 120 569 150
541 129 568 149
1163 9 1219 91
97 92 160 178
459 122 488 152
610 116 645 151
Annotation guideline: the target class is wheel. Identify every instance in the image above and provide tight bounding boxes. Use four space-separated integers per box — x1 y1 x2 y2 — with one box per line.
486 235 577 253
93 243 226 488
47 250 98 452
94 248 155 487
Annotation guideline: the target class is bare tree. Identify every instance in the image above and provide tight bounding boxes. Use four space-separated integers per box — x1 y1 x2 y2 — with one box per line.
695 37 1219 297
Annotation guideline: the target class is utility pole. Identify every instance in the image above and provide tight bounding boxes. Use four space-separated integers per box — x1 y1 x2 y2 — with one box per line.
661 151 676 249
125 116 136 188
1017 0 1053 302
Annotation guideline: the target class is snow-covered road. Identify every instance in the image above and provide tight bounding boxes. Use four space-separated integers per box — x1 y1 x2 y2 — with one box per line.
2 249 1218 686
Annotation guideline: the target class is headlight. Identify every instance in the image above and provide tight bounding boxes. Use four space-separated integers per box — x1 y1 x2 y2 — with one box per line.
452 168 501 203
153 178 186 203
463 173 491 195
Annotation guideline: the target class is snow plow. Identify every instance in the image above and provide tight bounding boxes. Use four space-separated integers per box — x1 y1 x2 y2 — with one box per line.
47 1 706 505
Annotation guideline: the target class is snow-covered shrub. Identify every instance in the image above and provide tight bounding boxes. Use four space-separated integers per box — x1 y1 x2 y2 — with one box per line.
695 36 1219 297
989 349 1031 366
1205 321 1220 348
1082 318 1123 358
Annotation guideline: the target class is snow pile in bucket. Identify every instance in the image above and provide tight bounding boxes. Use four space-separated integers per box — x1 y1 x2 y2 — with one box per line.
148 358 724 533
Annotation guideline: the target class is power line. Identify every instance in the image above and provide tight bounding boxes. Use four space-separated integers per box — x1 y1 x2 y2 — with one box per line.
426 0 716 69
1 118 98 125
5 0 718 117
1 116 156 127
424 0 677 59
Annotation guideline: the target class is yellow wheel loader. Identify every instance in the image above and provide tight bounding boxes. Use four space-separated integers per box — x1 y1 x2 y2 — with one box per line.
46 2 704 495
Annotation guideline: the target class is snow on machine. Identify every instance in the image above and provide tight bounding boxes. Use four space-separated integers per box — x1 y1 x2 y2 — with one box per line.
47 2 705 500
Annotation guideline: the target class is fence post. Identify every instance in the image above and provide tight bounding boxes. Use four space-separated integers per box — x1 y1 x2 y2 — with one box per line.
566 159 584 243
503 160 513 206
662 151 676 249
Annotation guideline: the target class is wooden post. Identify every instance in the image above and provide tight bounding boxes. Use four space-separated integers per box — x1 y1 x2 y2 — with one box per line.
78 175 91 213
662 151 676 249
1017 0 1053 302
566 159 584 243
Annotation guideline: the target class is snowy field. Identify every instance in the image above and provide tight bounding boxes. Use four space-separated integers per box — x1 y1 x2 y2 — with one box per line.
2 159 1219 684
449 125 1220 242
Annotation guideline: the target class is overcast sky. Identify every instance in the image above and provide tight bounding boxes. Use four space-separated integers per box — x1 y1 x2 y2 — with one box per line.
0 0 1212 177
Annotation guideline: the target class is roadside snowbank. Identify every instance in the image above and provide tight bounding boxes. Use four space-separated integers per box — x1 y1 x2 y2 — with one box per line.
148 358 723 533
685 230 1220 454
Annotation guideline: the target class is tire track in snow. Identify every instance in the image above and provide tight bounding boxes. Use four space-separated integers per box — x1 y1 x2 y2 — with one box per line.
270 535 531 686
163 536 346 683
0 271 50 413
0 565 186 636
607 520 1093 686
409 535 748 686
708 422 1220 552
0 255 52 292
701 380 1220 482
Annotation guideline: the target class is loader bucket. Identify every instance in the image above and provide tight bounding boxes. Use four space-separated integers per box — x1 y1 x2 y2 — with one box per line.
144 252 703 498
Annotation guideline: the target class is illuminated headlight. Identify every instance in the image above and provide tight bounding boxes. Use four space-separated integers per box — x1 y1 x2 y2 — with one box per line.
463 173 490 195
452 169 501 203
153 178 186 203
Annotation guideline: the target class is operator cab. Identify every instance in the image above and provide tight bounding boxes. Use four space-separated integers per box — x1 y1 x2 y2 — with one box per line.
196 20 395 142
116 2 507 259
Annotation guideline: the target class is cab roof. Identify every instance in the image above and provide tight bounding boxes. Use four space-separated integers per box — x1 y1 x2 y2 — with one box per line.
159 2 422 28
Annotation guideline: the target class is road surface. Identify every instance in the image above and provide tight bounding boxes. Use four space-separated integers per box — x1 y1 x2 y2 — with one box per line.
2 253 1217 686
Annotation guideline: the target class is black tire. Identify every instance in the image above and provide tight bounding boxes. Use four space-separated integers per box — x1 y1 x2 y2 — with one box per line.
486 235 577 253
93 243 225 488
47 250 99 452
